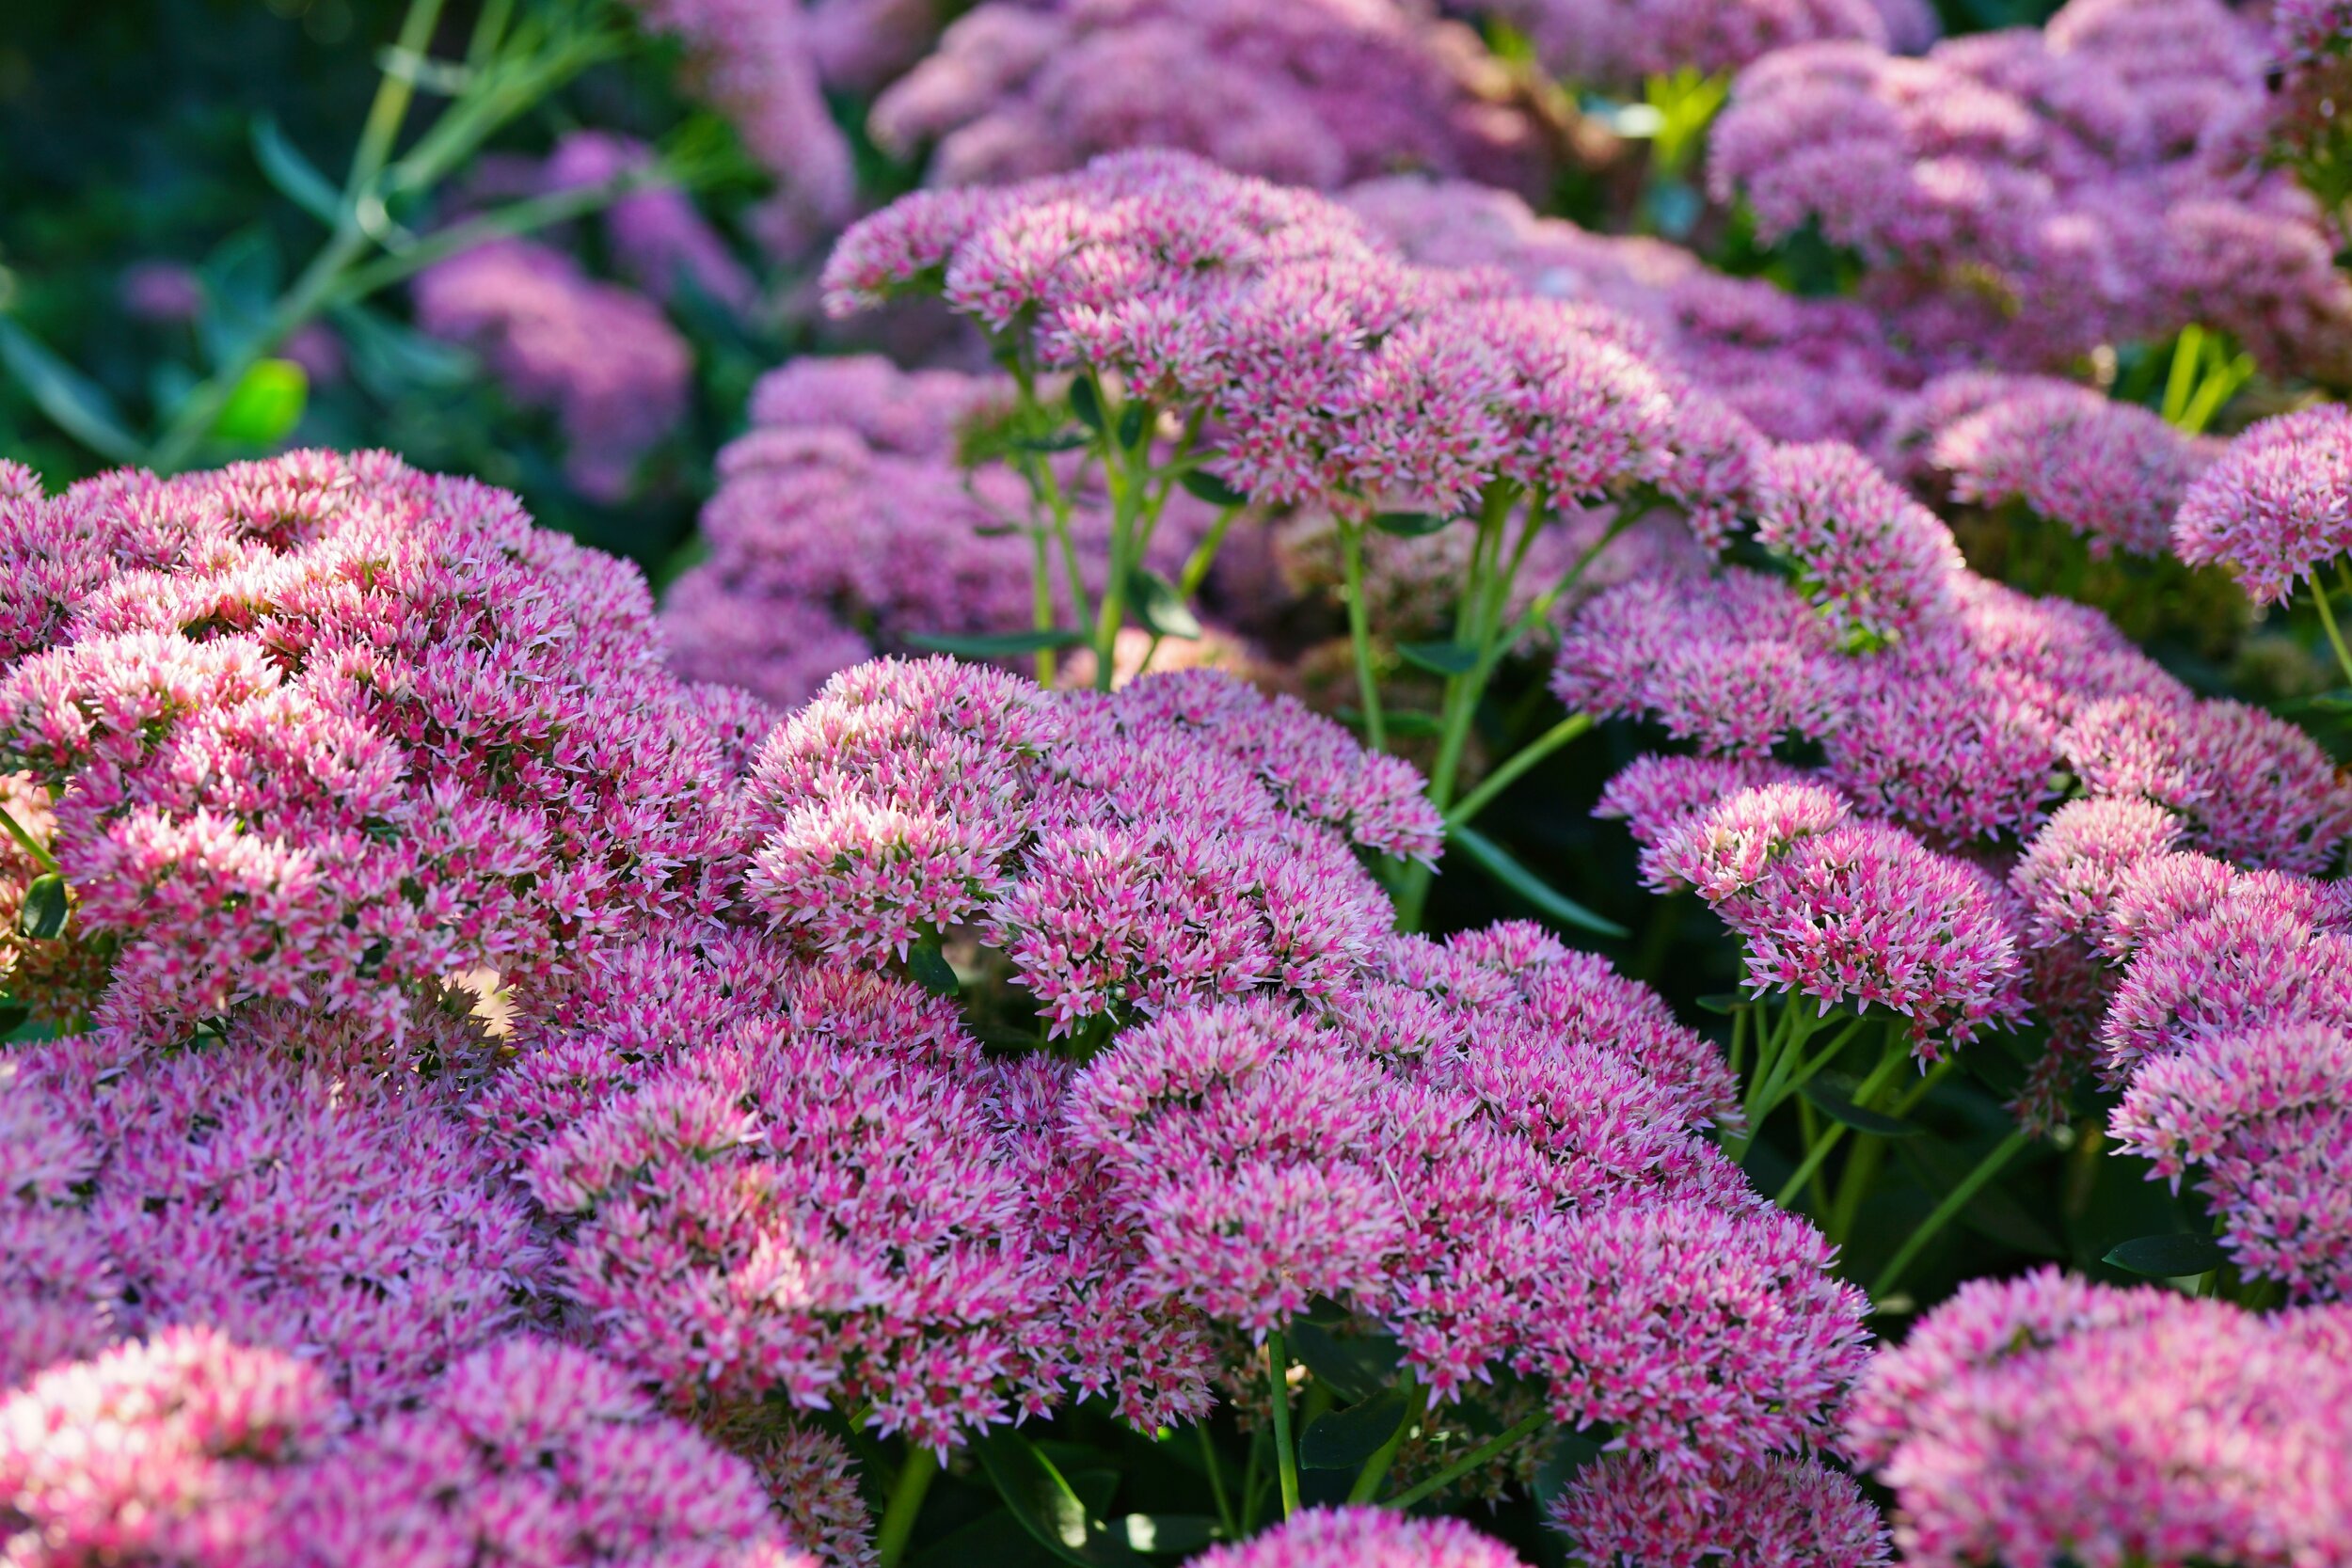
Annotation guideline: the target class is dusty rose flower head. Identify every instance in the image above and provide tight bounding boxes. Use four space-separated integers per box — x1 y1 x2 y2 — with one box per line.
746 658 1428 1033
0 451 758 1048
411 239 691 501
1193 1507 1528 1567
1514 1199 1873 1481
1859 1280 2352 1568
2172 404 2352 607
616 0 853 256
4 1034 540 1415
1924 377 2206 557
544 131 756 312
287 1338 815 1568
872 0 1540 194
1660 784 2027 1052
1753 442 1963 647
1594 753 1813 848
1549 1452 1892 1568
2112 1022 2352 1299
0 1327 334 1566
1553 569 1844 758
2008 797 2183 949
826 152 1732 517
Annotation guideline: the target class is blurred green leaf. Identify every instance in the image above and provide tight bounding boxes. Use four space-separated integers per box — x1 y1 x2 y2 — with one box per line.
210 358 309 447
18 875 69 942
1288 1320 1401 1404
972 1429 1147 1568
1126 568 1201 641
1450 825 1629 939
1112 1516 1216 1556
906 941 961 998
1803 1080 1920 1138
1298 1389 1408 1470
251 114 344 227
1178 469 1247 507
1372 511 1450 537
331 303 478 392
1069 377 1104 435
0 319 141 462
1397 640 1478 676
906 628 1087 658
2105 1232 2228 1278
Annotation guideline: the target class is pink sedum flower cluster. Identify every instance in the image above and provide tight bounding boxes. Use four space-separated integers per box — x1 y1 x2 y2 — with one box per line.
2171 404 2352 607
745 658 1433 1030
411 239 692 502
869 0 1540 194
1709 0 2352 381
0 1328 815 1568
1852 1272 2352 1568
1549 1451 1892 1568
1488 0 1934 93
0 451 765 1046
1191 1507 1530 1567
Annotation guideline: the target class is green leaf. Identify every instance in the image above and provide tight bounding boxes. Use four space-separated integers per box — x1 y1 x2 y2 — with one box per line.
1179 470 1248 507
1069 377 1105 435
1530 1428 1608 1508
972 1429 1149 1568
1115 402 1147 449
2105 1232 2229 1278
1396 640 1479 677
1372 511 1451 538
210 359 309 447
1112 1516 1217 1555
330 303 478 390
1287 1320 1402 1403
18 875 69 942
906 942 961 998
1013 432 1090 454
1298 1388 1408 1470
0 320 141 462
1448 824 1630 939
1125 568 1201 641
905 628 1088 658
1694 991 1751 1016
1802 1080 1920 1138
251 114 343 227
0 1003 29 1037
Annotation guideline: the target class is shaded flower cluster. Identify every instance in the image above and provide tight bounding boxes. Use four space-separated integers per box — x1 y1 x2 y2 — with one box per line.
1487 0 1935 94
0 451 766 1046
1851 1272 2352 1568
869 0 1541 194
411 239 692 502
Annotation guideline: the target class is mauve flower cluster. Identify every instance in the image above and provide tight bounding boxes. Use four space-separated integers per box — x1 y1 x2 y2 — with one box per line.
1486 0 1937 94
0 1328 814 1567
615 0 856 256
1887 371 2214 559
2172 404 2352 608
1344 177 1923 451
869 0 1540 194
1190 1507 1528 1567
1851 1271 2352 1567
1550 1451 1890 1568
822 151 1750 527
0 1031 537 1408
745 658 1436 1026
1710 0 2352 380
543 131 758 315
411 238 692 501
0 451 765 1045
659 355 1219 708
2006 807 2352 1295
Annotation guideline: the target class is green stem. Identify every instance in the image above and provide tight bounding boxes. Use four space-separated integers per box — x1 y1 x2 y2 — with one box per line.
874 1447 940 1568
2313 573 2352 693
331 172 660 299
344 0 450 206
1198 1421 1239 1543
1381 1409 1546 1512
1345 1377 1421 1505
1178 503 1242 598
1266 1332 1300 1519
1029 515 1057 686
1869 1128 2031 1302
1772 1041 1909 1210
1446 712 1593 829
0 807 59 875
1338 515 1387 752
465 0 516 65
